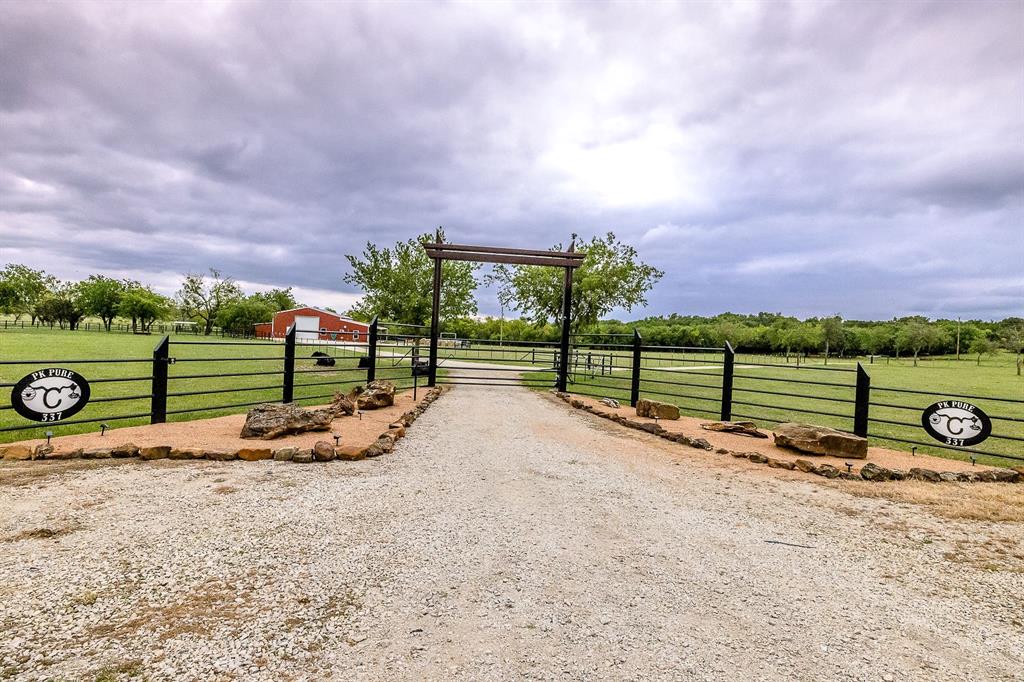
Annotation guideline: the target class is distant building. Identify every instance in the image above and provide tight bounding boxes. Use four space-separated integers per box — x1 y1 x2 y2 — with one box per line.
253 307 370 342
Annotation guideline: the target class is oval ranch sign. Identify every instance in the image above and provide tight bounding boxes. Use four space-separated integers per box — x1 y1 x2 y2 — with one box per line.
921 400 992 447
11 368 91 423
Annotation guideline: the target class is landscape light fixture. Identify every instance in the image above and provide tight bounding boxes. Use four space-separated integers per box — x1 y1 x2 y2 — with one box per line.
911 447 917 457
45 430 53 445
100 423 109 436
357 411 363 421
970 456 977 467
333 434 341 446
845 463 853 474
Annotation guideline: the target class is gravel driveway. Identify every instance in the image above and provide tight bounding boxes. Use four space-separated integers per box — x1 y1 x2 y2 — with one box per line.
1 385 1021 681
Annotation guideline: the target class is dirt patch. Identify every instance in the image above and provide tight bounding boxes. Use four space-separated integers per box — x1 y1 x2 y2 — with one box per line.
1 389 423 460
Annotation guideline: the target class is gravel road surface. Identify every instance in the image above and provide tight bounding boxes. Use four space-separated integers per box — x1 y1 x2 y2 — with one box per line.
1 385 1021 681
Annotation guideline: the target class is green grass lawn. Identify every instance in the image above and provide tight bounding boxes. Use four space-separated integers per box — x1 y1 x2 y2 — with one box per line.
1 328 419 443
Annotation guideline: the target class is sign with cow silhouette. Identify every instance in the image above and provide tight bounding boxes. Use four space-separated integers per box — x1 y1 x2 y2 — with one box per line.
11 368 91 423
921 400 992 447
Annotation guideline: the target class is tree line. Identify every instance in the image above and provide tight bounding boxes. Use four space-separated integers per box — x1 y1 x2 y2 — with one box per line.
342 230 1022 371
0 264 302 335
441 312 1023 369
4 235 1022 376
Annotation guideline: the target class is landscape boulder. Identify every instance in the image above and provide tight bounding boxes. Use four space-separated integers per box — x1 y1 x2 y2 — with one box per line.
236 448 272 461
111 443 140 458
312 441 336 462
273 447 297 462
206 450 237 461
636 399 680 420
599 397 620 409
34 444 55 459
794 459 818 473
700 421 768 438
772 423 867 458
860 462 893 482
239 403 334 440
0 445 33 461
817 464 842 479
293 449 314 463
329 392 355 416
987 468 1021 483
353 381 396 410
907 467 941 482
334 445 366 461
140 445 171 460
169 447 205 460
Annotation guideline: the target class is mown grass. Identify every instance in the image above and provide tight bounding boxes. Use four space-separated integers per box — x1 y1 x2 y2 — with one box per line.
1 328 419 443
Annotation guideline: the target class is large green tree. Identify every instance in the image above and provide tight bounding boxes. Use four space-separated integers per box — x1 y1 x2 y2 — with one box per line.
250 287 299 312
343 229 480 325
78 275 126 331
1000 324 1023 376
176 269 243 335
896 318 950 366
0 264 57 323
489 232 663 333
33 282 86 330
821 315 848 362
216 297 276 335
119 285 173 333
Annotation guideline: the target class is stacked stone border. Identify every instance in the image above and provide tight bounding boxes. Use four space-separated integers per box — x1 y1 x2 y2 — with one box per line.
0 387 446 465
554 391 1023 485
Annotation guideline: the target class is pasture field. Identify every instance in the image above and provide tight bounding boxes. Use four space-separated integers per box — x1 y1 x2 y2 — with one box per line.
0 328 418 443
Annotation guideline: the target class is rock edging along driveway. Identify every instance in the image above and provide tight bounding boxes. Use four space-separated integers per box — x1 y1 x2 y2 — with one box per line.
0 387 445 464
554 391 1022 484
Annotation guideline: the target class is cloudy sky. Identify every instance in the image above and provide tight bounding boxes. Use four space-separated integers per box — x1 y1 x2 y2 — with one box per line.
1 1 1021 321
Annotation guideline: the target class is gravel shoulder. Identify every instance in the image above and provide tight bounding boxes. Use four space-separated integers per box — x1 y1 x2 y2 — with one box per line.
1 385 1022 681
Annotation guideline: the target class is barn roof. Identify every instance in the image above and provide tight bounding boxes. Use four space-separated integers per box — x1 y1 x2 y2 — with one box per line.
274 306 361 321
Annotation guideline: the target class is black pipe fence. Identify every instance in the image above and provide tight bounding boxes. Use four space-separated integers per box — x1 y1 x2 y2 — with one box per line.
552 335 1023 466
2 323 1021 465
1 321 400 441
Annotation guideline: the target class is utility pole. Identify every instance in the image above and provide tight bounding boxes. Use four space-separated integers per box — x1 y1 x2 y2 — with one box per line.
956 317 961 361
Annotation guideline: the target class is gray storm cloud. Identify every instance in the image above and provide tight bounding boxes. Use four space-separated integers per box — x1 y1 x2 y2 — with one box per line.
0 0 1021 318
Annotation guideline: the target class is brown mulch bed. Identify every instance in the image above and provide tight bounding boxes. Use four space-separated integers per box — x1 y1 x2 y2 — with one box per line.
3 389 424 457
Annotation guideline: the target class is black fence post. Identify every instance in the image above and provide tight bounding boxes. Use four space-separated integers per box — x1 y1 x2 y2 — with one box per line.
367 316 378 383
151 335 169 424
854 362 870 437
720 341 735 422
556 265 574 392
427 256 442 387
283 323 295 403
630 329 642 407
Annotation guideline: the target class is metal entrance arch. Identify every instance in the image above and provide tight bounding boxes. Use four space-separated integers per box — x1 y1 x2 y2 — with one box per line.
422 232 585 391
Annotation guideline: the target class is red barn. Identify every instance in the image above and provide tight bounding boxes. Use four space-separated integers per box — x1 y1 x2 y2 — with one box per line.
256 307 370 342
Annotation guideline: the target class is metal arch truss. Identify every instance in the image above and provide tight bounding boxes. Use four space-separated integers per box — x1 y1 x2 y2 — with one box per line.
422 235 585 391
